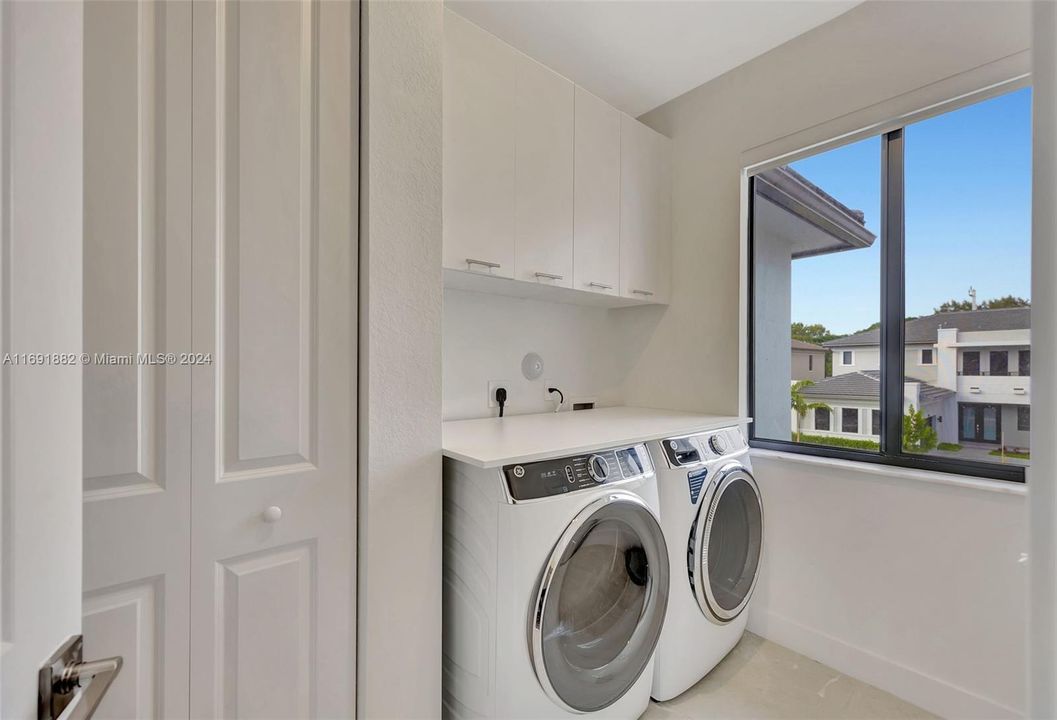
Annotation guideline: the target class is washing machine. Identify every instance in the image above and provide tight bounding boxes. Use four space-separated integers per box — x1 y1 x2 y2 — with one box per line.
443 443 670 719
647 426 763 702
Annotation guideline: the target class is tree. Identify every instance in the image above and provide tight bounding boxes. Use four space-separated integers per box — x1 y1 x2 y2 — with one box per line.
791 322 838 346
791 380 830 443
902 404 938 454
935 295 1030 313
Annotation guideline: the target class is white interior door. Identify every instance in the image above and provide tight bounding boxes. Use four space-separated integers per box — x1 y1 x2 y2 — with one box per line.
189 1 357 717
81 2 192 718
1 1 86 717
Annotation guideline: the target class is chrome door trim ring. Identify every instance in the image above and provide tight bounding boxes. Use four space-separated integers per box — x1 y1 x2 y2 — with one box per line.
691 463 763 625
529 490 667 714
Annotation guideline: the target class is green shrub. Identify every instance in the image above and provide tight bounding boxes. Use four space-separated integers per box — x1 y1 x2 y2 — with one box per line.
937 443 962 452
795 433 880 451
903 405 938 454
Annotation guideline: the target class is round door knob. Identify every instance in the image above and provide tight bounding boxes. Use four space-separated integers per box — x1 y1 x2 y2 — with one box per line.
709 434 728 455
262 506 283 523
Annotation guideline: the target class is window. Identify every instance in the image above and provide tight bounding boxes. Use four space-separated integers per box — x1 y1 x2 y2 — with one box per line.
808 355 814 371
989 351 1009 377
841 408 859 434
1019 406 1031 432
750 88 1030 482
815 407 830 431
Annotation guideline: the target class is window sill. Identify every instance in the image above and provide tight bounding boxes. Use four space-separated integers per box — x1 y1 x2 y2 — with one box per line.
750 447 1027 496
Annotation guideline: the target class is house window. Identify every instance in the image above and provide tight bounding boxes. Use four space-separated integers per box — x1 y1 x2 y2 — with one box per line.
989 351 1009 377
1019 406 1030 432
841 408 859 434
808 355 814 372
814 407 830 431
749 87 1030 483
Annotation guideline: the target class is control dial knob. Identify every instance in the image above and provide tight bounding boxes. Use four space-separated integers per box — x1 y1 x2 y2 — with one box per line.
708 434 728 456
587 455 611 483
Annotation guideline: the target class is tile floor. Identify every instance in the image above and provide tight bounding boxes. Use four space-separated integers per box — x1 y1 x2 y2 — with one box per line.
644 633 935 719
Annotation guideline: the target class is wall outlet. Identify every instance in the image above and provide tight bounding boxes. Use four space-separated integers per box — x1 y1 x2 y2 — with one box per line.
488 380 511 409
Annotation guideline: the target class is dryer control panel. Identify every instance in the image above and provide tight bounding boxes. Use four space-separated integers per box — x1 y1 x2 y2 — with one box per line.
503 444 653 501
660 426 746 468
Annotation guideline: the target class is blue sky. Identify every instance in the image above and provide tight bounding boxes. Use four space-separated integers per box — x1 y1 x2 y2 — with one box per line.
787 87 1032 335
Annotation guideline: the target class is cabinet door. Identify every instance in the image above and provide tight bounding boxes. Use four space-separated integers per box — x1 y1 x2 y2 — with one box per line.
620 115 672 303
573 87 620 295
514 54 573 287
443 10 516 277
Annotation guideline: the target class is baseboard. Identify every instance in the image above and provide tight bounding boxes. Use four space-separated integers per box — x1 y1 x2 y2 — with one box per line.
748 608 1022 719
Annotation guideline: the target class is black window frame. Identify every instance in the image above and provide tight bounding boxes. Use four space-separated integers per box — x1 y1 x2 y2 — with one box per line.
814 407 830 431
1019 349 1031 377
841 408 859 434
920 348 933 365
871 409 881 436
747 127 1025 484
990 350 1009 377
1019 406 1031 432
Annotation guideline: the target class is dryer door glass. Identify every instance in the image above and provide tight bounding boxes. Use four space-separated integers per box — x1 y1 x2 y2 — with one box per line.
694 468 763 622
532 494 670 713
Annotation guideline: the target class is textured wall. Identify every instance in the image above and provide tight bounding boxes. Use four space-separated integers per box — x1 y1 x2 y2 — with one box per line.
359 1 444 717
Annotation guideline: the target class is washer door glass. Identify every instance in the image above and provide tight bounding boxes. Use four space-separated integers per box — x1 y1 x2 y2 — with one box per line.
695 469 763 622
533 494 670 713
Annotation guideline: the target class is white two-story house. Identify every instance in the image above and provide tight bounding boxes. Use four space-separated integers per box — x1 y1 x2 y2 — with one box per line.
800 308 1030 451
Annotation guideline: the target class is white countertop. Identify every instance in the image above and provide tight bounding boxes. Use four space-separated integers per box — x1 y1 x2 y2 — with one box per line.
442 406 749 468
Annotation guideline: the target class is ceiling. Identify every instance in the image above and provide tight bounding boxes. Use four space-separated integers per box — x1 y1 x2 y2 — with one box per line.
445 1 861 117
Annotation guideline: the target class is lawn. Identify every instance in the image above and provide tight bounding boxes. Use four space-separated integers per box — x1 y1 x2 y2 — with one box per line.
937 443 963 452
989 448 1031 460
795 433 880 451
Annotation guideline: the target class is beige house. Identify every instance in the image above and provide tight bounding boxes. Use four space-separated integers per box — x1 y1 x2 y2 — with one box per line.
792 339 826 382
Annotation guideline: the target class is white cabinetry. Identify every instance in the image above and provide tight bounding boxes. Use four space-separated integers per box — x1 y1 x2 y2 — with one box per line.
443 10 516 278
442 10 670 306
620 114 672 304
573 87 621 296
514 54 574 287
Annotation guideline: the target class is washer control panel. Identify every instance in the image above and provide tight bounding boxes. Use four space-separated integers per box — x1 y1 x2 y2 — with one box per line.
504 444 653 501
660 426 747 468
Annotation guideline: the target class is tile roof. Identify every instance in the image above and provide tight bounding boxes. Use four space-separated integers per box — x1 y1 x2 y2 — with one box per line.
800 370 953 402
791 339 825 351
824 308 1030 348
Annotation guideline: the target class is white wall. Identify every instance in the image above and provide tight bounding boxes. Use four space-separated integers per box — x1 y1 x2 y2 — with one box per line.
636 1 1032 716
750 454 1027 718
359 2 443 717
1028 3 1057 714
442 289 661 419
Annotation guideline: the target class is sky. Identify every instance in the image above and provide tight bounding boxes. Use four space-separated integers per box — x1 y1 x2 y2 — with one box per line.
786 86 1032 336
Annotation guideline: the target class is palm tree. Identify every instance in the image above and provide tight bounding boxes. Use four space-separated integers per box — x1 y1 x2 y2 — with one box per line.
791 380 830 442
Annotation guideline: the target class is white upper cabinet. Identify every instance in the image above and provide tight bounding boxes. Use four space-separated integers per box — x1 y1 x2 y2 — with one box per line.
620 114 672 304
442 11 671 306
514 55 574 288
573 87 621 295
443 10 517 278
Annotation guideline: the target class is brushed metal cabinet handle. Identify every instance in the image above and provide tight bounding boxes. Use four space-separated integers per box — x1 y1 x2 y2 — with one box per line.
466 258 501 270
588 282 613 290
631 289 655 296
534 271 564 281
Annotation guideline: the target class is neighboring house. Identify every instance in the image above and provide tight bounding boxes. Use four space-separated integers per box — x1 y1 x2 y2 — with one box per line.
792 339 825 381
796 370 956 443
820 307 1030 450
752 166 877 440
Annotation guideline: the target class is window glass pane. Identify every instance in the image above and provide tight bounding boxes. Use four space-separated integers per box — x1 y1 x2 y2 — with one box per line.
921 348 933 365
842 408 859 434
871 409 881 436
752 136 880 451
903 87 1031 466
